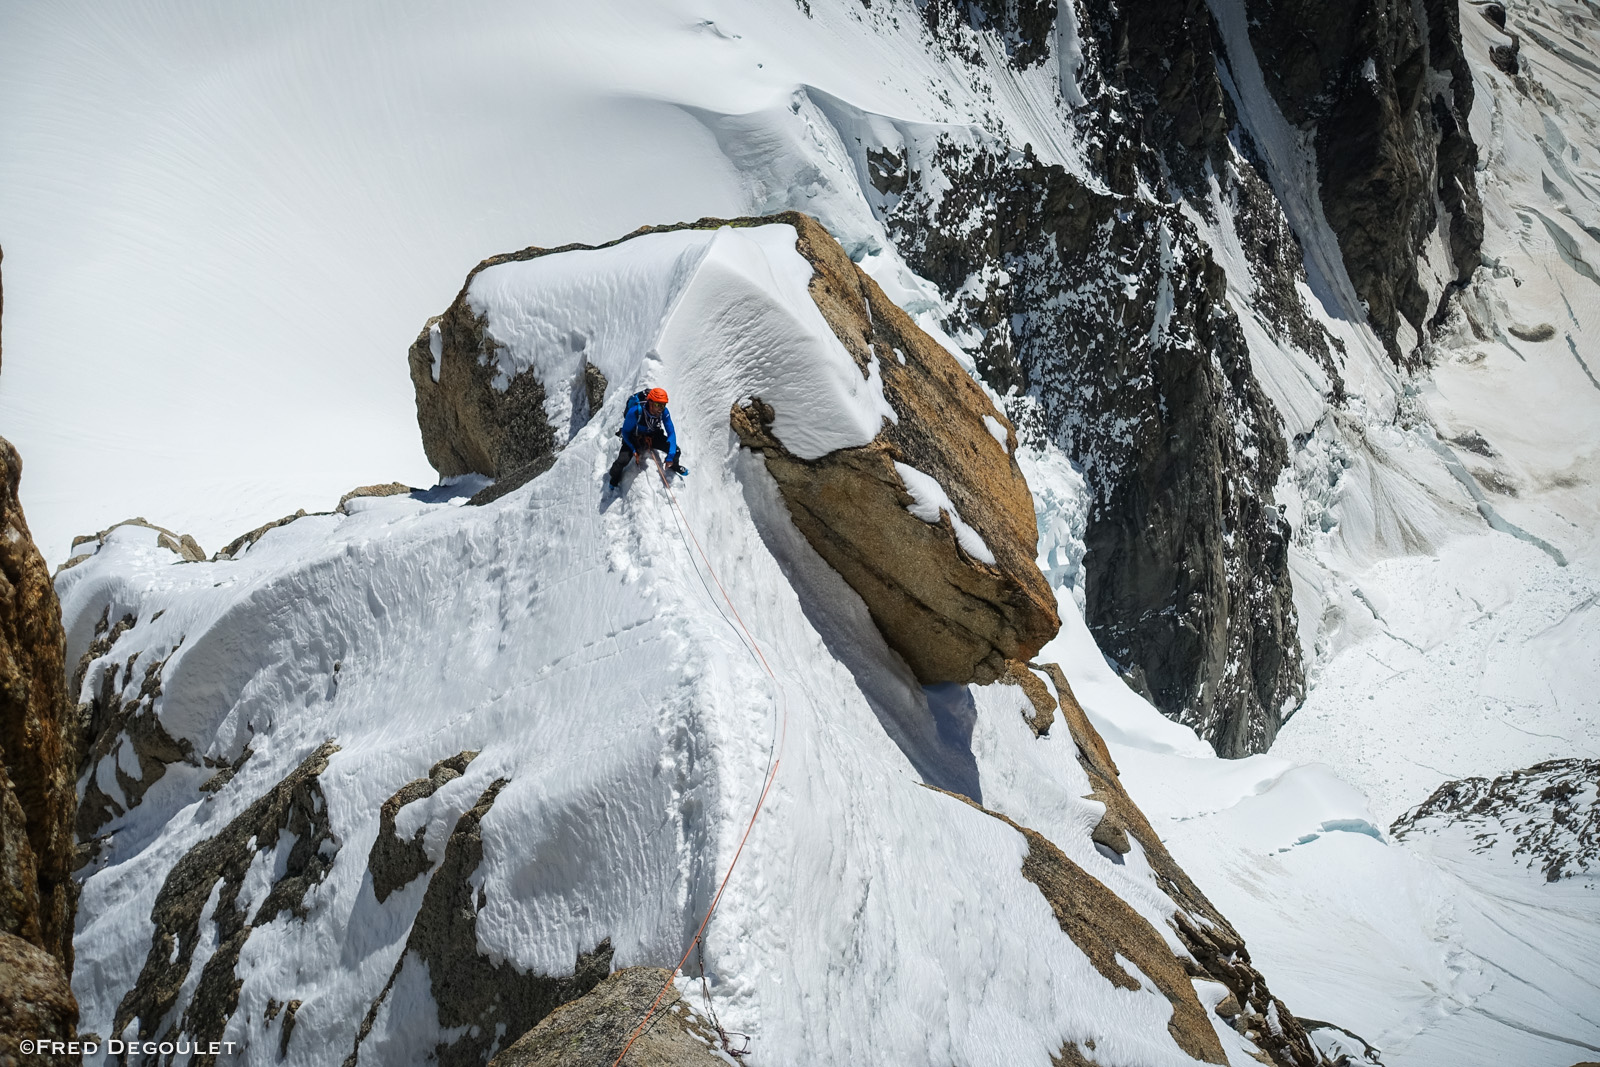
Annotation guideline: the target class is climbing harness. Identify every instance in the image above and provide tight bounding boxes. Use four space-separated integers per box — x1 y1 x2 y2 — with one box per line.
608 451 788 1067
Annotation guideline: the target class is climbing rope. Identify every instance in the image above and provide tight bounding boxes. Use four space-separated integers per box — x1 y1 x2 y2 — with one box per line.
607 452 789 1067
699 942 751 1058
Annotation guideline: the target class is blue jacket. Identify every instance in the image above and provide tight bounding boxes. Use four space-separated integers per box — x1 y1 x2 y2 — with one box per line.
619 390 678 460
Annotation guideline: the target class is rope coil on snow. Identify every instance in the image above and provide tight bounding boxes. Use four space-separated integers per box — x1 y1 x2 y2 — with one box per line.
608 451 789 1067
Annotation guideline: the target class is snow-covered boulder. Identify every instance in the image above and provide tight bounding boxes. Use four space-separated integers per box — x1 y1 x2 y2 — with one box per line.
412 212 1058 685
60 517 206 572
726 213 1057 685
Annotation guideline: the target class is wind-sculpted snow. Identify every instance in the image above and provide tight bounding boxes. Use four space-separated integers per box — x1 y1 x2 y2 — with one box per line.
413 223 894 484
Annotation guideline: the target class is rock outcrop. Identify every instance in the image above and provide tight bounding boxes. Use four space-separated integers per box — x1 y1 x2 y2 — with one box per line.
0 439 77 968
347 779 613 1067
863 123 1303 752
212 510 315 561
114 741 341 1062
367 749 477 903
411 212 1058 686
336 481 417 512
1392 759 1600 882
1243 0 1483 358
0 256 80 1058
802 0 1320 753
0 931 79 1058
728 213 1058 685
57 516 206 572
72 614 196 850
803 0 1479 753
1008 662 1325 1066
408 309 558 491
486 967 731 1067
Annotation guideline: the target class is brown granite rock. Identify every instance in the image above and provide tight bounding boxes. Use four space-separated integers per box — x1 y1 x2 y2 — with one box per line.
0 437 77 975
408 309 556 482
1028 661 1325 1067
0 931 78 1065
366 750 478 903
928 655 1329 1067
965 795 1230 1065
487 967 731 1067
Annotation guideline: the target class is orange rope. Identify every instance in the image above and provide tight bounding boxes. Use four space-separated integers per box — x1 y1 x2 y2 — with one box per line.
608 453 788 1066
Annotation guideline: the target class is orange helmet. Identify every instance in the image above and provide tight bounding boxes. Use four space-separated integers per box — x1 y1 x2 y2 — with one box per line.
646 387 669 404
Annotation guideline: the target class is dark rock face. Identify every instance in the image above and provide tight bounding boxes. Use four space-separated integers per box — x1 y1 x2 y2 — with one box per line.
114 741 341 1064
1243 0 1483 358
1392 759 1600 882
367 749 478 902
810 0 1318 753
868 129 1303 753
919 0 1058 69
74 633 195 846
818 0 1482 753
348 780 613 1067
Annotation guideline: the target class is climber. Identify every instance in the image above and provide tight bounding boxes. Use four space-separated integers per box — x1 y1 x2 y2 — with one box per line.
608 386 688 488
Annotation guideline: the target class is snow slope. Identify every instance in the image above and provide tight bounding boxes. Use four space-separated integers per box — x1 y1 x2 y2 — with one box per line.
59 226 1273 1066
